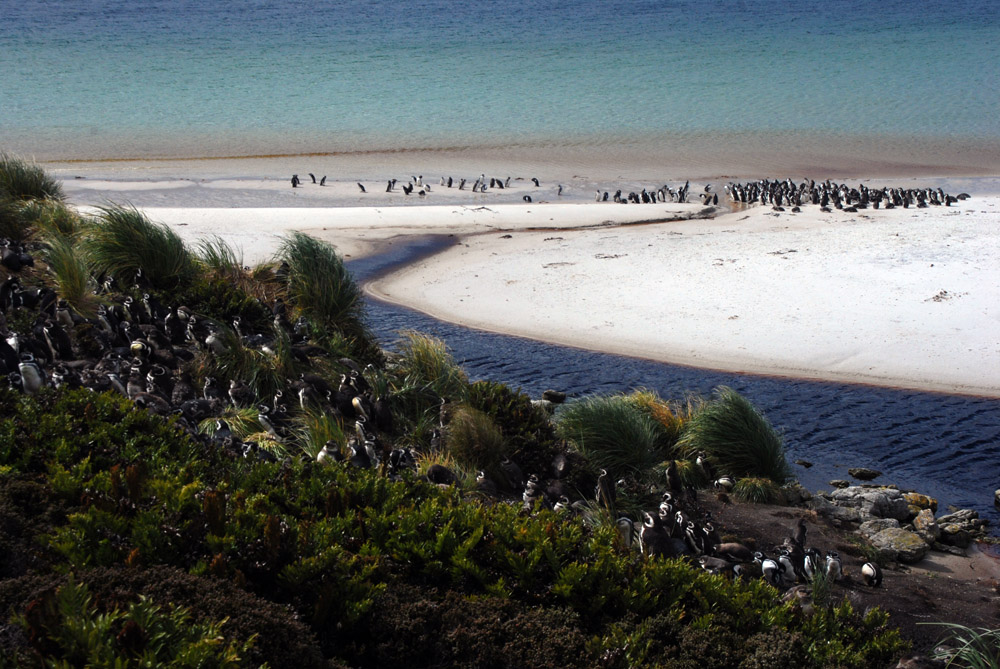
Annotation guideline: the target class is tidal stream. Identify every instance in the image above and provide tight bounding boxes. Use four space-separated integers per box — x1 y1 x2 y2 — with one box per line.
348 236 1000 529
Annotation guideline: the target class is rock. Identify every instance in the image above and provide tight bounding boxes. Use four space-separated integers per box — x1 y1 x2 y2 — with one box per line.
939 523 972 548
858 518 900 539
806 495 863 522
912 509 940 544
781 482 811 505
829 486 911 521
829 479 850 489
903 492 938 513
794 459 813 468
870 527 930 563
935 509 988 546
995 488 1000 508
541 389 567 404
932 541 967 557
848 467 882 481
531 399 555 415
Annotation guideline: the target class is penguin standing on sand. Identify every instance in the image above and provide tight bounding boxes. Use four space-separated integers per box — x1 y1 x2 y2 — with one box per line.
291 175 300 188
309 173 316 184
320 176 327 186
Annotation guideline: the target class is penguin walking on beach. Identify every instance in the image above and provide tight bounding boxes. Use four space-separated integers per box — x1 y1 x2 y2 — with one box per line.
357 182 366 193
309 173 316 184
320 176 326 186
291 175 300 188
523 195 532 202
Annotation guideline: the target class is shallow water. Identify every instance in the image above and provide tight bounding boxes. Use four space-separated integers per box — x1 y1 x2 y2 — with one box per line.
349 237 1000 530
4 0 999 173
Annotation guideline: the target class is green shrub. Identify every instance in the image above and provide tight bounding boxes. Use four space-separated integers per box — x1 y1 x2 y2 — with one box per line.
11 577 254 667
677 386 791 484
85 205 198 290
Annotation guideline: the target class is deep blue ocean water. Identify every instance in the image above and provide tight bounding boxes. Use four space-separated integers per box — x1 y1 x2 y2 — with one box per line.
3 0 999 161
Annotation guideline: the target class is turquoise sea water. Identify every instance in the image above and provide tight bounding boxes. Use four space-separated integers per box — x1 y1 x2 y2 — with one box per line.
2 0 1000 168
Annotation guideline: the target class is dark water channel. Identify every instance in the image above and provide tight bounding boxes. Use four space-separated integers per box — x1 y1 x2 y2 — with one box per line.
348 237 1000 530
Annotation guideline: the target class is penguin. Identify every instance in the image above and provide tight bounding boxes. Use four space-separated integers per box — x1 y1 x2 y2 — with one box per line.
426 463 457 485
386 180 394 192
357 182 366 193
825 551 842 582
309 173 316 184
523 195 532 203
474 470 498 497
757 553 785 588
499 457 525 491
291 175 300 188
18 356 46 395
860 562 883 587
803 548 822 582
320 176 327 186
553 496 571 514
595 468 616 508
557 185 563 196
531 177 539 187
616 517 635 547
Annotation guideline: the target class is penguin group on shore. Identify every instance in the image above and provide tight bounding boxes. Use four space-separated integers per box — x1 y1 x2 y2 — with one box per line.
725 178 969 212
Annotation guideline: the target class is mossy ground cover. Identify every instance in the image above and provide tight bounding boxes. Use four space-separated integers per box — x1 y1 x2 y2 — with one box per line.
0 154 911 666
0 387 907 667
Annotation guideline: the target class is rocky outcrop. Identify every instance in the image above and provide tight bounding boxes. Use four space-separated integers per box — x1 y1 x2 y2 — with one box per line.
828 486 911 521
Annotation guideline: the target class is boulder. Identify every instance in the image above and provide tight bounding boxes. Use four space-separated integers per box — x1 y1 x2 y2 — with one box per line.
912 509 940 544
829 479 850 489
829 486 911 521
903 492 938 513
870 527 930 563
806 495 862 522
858 518 900 539
939 523 972 548
542 389 567 404
995 488 1000 508
781 482 812 505
848 467 882 481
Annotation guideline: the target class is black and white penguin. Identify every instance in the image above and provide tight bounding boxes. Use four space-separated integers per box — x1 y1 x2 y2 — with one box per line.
357 182 366 193
426 463 458 485
320 176 327 186
309 173 316 184
860 562 883 587
531 177 539 187
523 195 532 202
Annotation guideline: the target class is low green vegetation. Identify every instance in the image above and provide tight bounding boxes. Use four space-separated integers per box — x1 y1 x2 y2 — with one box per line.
0 154 912 666
925 623 1000 668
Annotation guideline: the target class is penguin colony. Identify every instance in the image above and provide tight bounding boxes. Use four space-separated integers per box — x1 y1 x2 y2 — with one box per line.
0 249 408 469
725 178 970 212
2 236 884 596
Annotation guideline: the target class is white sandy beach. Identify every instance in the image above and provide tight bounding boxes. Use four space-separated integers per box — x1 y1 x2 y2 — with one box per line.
58 165 1000 398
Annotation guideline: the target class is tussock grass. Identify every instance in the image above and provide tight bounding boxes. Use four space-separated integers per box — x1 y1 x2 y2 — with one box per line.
198 406 262 439
677 386 791 484
445 405 508 475
41 235 98 317
925 623 1000 668
200 325 299 399
22 198 83 240
277 232 367 335
555 394 672 479
292 409 346 460
86 205 197 290
625 389 689 446
393 331 468 402
732 476 781 504
0 152 64 202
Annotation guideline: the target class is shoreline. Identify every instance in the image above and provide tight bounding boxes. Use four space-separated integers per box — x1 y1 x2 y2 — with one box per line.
59 167 1000 400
